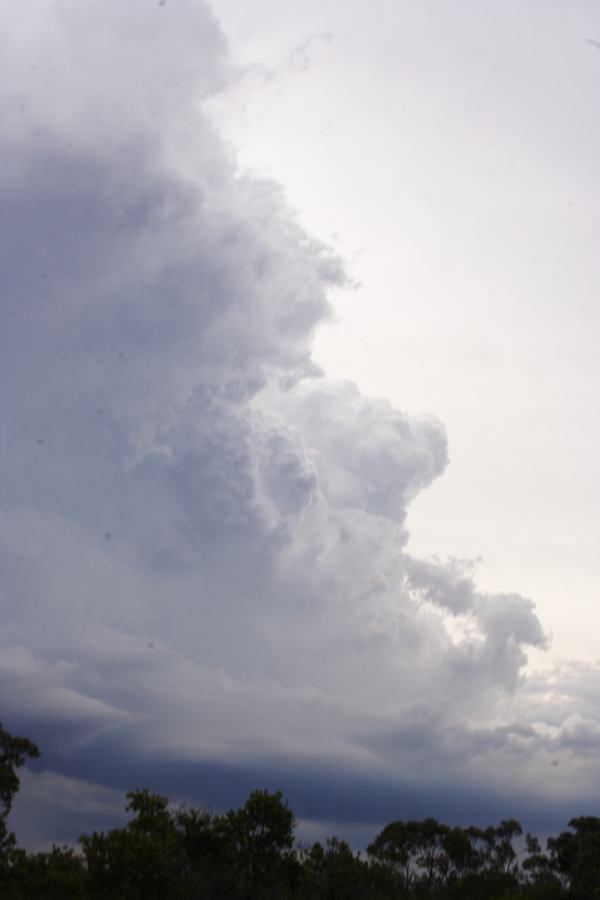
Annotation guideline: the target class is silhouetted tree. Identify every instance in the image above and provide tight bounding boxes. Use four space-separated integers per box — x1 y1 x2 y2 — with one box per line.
218 788 299 898
547 816 600 898
0 721 40 854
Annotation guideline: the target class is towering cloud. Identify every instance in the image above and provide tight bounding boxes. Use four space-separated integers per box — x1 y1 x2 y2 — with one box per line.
1 0 595 847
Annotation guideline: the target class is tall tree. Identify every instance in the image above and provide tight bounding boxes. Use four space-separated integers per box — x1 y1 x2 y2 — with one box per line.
219 788 299 898
548 816 600 898
0 722 40 853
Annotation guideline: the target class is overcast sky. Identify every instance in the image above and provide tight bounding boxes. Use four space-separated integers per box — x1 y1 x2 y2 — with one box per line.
3 0 600 850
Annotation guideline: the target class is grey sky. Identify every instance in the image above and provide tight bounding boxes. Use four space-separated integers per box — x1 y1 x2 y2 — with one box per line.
2 0 600 849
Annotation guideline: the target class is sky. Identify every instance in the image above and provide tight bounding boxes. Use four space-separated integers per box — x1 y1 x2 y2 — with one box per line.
2 0 600 850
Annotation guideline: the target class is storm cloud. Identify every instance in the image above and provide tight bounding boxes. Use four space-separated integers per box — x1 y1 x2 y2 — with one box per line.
1 0 598 847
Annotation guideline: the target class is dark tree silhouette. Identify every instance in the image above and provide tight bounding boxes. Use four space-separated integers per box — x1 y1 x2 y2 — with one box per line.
0 722 39 853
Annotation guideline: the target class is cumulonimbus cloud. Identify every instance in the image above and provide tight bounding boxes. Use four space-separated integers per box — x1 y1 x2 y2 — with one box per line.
1 0 596 847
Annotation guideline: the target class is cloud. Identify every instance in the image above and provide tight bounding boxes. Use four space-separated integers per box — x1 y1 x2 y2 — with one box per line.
288 32 334 72
0 0 597 848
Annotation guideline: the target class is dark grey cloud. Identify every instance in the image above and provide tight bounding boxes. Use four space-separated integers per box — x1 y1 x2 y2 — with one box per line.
11 733 596 851
0 0 597 850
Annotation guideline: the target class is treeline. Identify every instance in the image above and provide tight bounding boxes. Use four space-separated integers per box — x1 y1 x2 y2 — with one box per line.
1 723 600 898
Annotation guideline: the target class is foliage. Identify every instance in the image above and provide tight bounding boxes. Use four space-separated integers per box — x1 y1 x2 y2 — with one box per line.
0 722 39 855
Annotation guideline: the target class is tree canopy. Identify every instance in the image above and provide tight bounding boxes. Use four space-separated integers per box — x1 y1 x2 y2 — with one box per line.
0 722 39 854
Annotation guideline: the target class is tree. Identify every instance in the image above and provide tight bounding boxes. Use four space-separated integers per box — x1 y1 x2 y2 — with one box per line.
219 788 299 898
0 722 40 853
173 804 231 898
80 789 183 899
412 818 451 890
520 833 564 899
2 845 86 900
367 818 456 892
548 816 600 898
367 820 420 891
298 837 372 900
